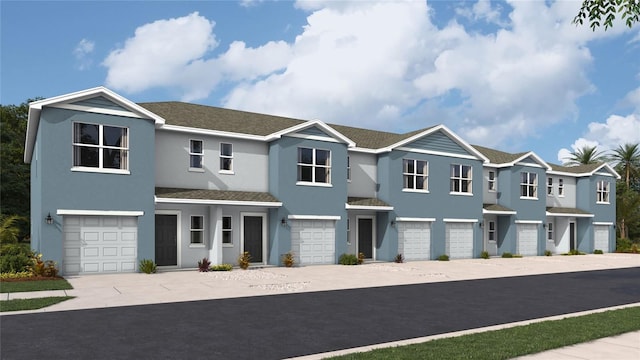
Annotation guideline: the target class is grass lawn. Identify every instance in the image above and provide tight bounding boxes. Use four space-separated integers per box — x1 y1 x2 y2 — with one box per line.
0 297 74 312
330 306 640 360
0 278 73 293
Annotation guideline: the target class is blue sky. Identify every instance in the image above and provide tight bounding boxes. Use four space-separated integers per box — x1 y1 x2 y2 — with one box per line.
2 0 639 163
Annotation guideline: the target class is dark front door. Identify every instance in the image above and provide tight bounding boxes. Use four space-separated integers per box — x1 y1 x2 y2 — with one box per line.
244 216 263 263
358 218 373 259
155 214 177 266
569 222 576 251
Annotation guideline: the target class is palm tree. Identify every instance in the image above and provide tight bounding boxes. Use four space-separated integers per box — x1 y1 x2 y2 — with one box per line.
0 215 25 244
610 143 640 188
564 145 607 166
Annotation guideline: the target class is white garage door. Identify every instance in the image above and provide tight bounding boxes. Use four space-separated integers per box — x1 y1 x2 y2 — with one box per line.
290 220 335 265
594 225 609 253
63 216 138 275
446 223 474 259
517 224 538 256
398 222 431 261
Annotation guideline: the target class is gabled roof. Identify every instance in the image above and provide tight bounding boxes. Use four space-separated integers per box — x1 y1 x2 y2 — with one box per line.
473 145 550 170
155 187 282 207
548 162 621 179
483 203 517 215
24 87 165 163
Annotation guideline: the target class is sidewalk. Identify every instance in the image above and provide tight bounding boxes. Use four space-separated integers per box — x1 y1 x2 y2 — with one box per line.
2 253 639 359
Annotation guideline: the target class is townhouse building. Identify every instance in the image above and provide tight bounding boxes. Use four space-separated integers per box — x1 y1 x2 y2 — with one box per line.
24 87 619 275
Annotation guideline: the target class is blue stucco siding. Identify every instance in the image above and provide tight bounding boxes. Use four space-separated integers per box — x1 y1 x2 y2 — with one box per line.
297 126 333 138
404 130 470 156
73 96 129 112
32 107 156 267
268 136 349 264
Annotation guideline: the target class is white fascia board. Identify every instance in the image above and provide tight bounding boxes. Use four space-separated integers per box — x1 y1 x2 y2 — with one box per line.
512 152 552 170
545 212 594 218
286 132 342 143
159 124 266 141
288 214 341 220
594 163 621 179
349 147 379 154
51 103 147 119
395 147 481 161
482 209 517 215
267 120 356 147
345 204 394 211
155 197 282 207
395 217 436 222
443 218 479 223
56 209 144 216
593 222 614 225
514 220 543 224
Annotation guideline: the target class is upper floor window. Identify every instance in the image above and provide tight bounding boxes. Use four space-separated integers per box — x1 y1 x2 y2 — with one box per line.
403 159 429 191
520 172 537 199
347 156 351 181
488 171 496 192
73 122 128 172
220 143 233 172
596 180 610 203
558 179 564 196
547 177 553 196
190 216 204 245
297 147 331 184
450 164 472 194
189 140 203 169
222 216 232 246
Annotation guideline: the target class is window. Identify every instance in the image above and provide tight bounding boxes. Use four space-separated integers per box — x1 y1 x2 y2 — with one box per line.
558 179 564 196
222 216 232 245
597 180 610 203
547 222 553 241
488 171 496 192
189 140 203 169
403 159 429 191
450 164 472 194
297 147 331 184
220 143 233 172
520 172 538 198
547 177 553 196
73 122 128 171
488 221 496 241
347 156 351 181
190 216 204 245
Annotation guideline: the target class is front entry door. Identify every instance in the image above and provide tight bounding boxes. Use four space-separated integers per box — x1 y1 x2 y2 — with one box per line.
155 214 177 266
569 222 576 251
358 218 373 259
243 215 264 263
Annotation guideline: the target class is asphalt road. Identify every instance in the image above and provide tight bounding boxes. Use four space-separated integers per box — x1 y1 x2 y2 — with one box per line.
2 267 639 359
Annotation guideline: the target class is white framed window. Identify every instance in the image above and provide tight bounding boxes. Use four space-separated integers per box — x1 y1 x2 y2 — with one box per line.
190 215 204 245
450 164 472 194
403 159 429 191
596 180 610 203
189 139 203 170
347 156 351 182
72 122 128 173
558 179 564 197
547 177 553 196
520 172 538 199
488 171 496 192
222 216 232 246
220 143 233 172
297 147 331 184
488 221 496 242
547 222 553 241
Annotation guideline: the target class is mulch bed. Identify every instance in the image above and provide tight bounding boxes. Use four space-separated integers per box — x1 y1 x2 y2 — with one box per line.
0 276 64 282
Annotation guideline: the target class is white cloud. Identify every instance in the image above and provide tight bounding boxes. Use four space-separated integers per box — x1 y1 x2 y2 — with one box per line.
557 138 602 164
455 0 505 25
73 38 95 70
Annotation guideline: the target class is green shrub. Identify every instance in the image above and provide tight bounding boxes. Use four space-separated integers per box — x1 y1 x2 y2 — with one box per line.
616 238 633 252
210 264 233 271
281 252 295 267
339 253 359 265
0 243 33 273
198 257 211 272
29 254 59 278
139 259 157 274
593 249 604 254
394 253 404 263
437 254 449 261
568 249 586 255
544 250 552 256
238 252 251 269
513 254 523 258
0 271 33 280
501 252 513 258
480 251 489 259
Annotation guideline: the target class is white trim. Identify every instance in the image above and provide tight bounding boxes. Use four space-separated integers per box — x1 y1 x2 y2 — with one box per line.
593 222 614 226
266 120 356 147
515 220 543 224
52 103 146 119
443 218 478 223
482 209 517 215
159 124 266 141
349 147 379 154
545 211 594 218
395 217 436 222
155 197 282 207
285 133 341 143
240 212 268 265
395 147 480 160
519 196 539 200
402 189 430 194
296 182 333 187
288 215 341 221
450 192 474 196
71 167 130 175
345 204 394 211
57 209 144 216
155 209 182 269
547 163 620 180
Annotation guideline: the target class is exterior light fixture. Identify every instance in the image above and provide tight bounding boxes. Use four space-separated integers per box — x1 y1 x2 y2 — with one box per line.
281 217 287 226
45 213 53 225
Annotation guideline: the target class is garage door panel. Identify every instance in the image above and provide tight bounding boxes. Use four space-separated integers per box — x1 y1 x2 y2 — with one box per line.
446 223 473 259
291 219 335 265
517 224 538 256
594 226 609 252
399 222 431 261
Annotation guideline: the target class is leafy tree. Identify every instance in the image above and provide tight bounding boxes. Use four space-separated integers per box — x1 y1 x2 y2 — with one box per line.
574 0 640 30
610 143 640 188
616 182 640 240
0 102 31 219
563 145 607 166
0 215 26 244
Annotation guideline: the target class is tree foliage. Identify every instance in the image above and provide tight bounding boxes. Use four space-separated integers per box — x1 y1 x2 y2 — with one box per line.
574 0 640 30
1 102 31 219
610 143 640 189
563 145 607 166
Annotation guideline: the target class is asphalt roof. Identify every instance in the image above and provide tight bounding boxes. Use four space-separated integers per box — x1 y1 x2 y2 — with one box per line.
347 197 392 207
483 203 516 213
472 145 529 164
155 187 281 203
546 207 592 215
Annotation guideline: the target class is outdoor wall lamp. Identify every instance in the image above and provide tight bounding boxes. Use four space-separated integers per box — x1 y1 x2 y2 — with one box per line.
45 213 53 225
281 217 287 226
479 222 483 228
390 220 396 228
